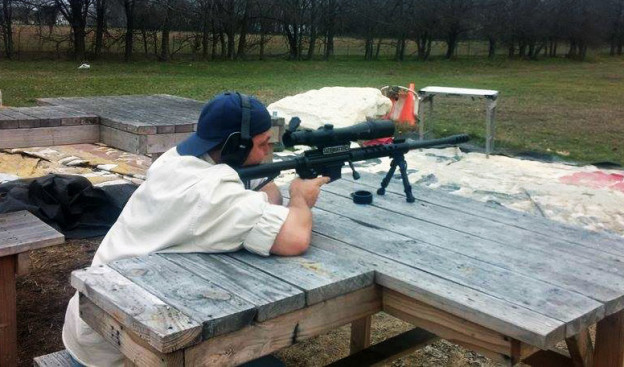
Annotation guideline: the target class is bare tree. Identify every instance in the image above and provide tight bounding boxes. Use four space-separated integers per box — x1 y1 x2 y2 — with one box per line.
54 0 92 59
437 0 474 59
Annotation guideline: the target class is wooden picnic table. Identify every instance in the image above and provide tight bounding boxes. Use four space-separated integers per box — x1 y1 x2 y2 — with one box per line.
0 210 64 366
73 172 624 367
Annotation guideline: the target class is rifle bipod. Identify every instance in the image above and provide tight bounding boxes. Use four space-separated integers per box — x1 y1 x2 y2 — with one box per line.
376 151 416 203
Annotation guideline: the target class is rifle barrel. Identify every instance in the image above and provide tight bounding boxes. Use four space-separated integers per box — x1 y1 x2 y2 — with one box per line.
236 134 470 181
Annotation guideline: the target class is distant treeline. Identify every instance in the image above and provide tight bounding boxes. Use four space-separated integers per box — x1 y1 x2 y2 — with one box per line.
1 0 623 62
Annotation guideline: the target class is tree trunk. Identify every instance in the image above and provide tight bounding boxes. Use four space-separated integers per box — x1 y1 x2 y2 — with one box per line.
72 25 86 60
375 38 382 59
364 37 373 60
395 35 406 61
617 39 622 55
123 0 135 61
445 31 458 59
236 0 249 60
296 25 303 60
219 31 226 58
488 37 496 58
201 8 209 60
508 42 515 58
94 0 106 58
567 39 578 58
307 28 316 59
1 0 14 59
152 30 158 56
161 24 170 61
307 0 316 60
324 30 334 60
259 31 265 60
141 27 148 55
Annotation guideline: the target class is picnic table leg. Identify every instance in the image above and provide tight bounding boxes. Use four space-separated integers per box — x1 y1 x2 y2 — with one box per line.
566 328 594 367
350 316 372 354
594 310 624 367
0 255 17 367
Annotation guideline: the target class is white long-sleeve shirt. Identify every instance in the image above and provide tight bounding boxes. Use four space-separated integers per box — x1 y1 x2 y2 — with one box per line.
62 147 289 366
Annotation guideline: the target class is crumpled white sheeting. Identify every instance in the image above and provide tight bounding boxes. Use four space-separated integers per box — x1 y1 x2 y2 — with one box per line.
267 87 392 129
356 148 624 236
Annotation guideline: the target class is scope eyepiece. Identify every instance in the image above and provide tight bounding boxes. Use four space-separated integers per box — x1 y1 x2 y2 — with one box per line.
282 120 395 148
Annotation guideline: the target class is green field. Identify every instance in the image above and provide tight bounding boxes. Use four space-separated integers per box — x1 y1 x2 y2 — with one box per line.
1 57 623 165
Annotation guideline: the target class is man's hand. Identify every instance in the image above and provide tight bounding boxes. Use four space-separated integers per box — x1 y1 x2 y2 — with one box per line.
289 177 331 208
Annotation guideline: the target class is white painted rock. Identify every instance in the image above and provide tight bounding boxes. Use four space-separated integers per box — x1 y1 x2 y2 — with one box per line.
267 87 392 129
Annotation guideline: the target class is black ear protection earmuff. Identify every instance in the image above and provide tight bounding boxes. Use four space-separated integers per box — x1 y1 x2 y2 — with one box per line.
221 92 253 167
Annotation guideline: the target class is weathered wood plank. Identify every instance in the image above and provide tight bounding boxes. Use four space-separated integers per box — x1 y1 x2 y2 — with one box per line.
80 296 184 366
308 233 565 349
0 108 41 128
344 173 624 258
109 255 257 339
229 244 374 305
42 97 157 134
0 255 17 367
12 106 98 126
0 211 65 257
99 125 143 155
101 96 180 129
383 288 512 364
334 177 624 275
184 286 382 367
143 132 192 154
0 125 100 149
324 179 624 315
329 327 438 367
0 111 19 129
33 350 73 367
164 253 305 322
72 265 202 353
304 189 605 337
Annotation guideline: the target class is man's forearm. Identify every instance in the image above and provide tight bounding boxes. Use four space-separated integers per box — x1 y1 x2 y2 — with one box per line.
260 182 283 205
270 196 312 256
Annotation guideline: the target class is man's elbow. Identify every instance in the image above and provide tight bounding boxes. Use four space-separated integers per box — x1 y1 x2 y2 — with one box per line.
271 231 310 256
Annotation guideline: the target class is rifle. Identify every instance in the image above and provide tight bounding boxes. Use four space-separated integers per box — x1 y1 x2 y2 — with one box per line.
236 119 469 202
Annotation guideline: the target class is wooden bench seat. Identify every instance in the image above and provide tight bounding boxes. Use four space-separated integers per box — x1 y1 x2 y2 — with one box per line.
33 350 72 367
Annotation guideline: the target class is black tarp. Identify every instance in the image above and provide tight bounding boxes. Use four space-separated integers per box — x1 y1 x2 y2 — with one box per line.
0 174 126 238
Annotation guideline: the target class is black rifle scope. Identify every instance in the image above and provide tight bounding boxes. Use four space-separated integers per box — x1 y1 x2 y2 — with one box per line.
282 119 395 148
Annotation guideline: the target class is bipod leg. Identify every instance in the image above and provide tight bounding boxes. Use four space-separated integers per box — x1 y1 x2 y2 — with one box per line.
377 159 398 196
396 155 415 203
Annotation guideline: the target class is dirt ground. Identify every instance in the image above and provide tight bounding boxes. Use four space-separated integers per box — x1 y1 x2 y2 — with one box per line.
17 238 501 367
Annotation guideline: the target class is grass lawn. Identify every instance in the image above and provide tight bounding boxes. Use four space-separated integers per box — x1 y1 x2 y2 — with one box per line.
1 56 623 165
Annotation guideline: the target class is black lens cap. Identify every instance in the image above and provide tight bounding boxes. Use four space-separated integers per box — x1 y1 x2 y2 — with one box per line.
352 190 373 205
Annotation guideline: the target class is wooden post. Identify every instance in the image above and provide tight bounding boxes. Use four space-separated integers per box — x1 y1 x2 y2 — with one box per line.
350 316 372 354
565 328 594 367
594 311 624 367
0 255 17 367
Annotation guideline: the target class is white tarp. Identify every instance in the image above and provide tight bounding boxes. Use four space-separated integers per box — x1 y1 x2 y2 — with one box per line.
267 87 392 129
